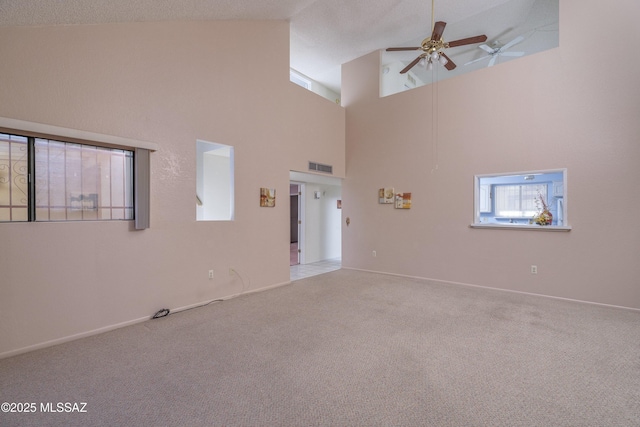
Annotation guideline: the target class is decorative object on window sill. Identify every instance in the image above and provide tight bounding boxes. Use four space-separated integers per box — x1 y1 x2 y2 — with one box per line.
378 187 394 204
260 187 276 207
395 193 412 209
531 193 552 225
384 0 487 73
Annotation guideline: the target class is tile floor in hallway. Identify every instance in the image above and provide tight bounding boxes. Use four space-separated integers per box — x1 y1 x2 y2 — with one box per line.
290 258 341 281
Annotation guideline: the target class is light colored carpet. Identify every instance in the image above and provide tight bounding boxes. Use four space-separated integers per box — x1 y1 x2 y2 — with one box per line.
1 269 639 426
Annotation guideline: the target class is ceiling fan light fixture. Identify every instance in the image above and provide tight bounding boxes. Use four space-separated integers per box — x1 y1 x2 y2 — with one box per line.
385 0 487 75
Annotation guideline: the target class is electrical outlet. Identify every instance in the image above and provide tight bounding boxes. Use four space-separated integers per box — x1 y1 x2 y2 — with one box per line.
372 250 377 257
208 270 214 279
530 265 538 274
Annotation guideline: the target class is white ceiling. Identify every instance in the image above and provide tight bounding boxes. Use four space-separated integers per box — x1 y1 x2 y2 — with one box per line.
0 0 558 95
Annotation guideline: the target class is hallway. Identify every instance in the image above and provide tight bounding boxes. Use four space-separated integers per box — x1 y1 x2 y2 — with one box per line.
290 257 341 281
290 241 340 280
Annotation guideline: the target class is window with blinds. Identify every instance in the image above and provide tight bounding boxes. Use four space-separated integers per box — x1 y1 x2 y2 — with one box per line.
494 184 547 218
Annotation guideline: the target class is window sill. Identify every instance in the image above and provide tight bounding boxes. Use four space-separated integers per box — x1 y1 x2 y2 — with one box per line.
0 116 158 151
470 223 572 232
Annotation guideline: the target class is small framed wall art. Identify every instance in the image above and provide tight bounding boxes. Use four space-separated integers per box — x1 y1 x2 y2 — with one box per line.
395 192 411 209
378 188 394 204
260 188 276 207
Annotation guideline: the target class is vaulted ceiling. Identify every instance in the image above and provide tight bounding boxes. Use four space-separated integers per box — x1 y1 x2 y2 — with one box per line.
0 0 558 94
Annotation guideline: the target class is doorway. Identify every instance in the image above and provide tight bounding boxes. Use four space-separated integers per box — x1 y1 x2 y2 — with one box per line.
289 171 342 279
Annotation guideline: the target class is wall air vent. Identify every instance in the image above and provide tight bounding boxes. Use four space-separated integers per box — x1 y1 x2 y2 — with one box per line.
308 161 333 174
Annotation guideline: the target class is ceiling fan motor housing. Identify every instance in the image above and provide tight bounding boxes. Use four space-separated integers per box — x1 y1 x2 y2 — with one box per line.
421 37 449 55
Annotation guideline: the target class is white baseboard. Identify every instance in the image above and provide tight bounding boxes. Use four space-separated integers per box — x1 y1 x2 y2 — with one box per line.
0 316 150 360
342 266 640 313
1 279 294 360
7 266 633 360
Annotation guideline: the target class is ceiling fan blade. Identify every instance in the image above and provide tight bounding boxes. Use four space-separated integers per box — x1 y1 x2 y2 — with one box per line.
500 51 525 57
386 47 421 51
432 21 446 41
488 55 498 67
479 44 495 53
400 56 423 74
447 35 488 48
464 55 491 66
440 52 456 71
500 35 525 51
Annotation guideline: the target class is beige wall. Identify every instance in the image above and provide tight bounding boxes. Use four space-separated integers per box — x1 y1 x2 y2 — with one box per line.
0 20 345 357
2 1 639 358
341 0 640 309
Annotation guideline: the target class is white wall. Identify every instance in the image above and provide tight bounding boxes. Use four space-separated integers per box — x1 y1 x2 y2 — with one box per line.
291 69 341 104
202 152 232 220
302 183 342 263
380 61 425 97
310 83 341 105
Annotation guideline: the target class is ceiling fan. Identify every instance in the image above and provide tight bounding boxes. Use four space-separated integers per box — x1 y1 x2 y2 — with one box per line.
386 19 488 74
464 35 525 67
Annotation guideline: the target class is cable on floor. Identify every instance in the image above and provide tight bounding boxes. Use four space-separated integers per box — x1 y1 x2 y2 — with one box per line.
151 268 249 319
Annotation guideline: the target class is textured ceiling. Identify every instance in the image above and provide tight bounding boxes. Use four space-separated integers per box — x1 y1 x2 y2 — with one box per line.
0 0 558 95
